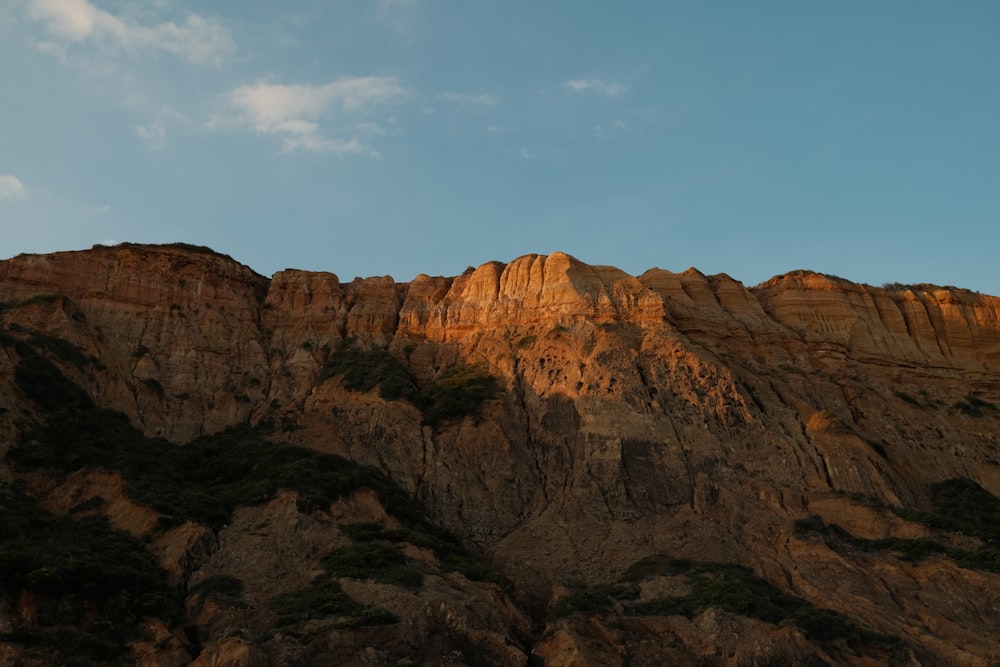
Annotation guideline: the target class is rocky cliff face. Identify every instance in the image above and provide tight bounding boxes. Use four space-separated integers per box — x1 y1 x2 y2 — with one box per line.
3 243 1000 666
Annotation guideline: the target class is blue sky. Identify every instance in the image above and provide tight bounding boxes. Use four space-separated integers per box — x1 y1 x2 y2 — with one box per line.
2 1 998 294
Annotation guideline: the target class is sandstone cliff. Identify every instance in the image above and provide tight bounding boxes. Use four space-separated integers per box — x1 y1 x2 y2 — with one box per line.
3 243 1000 665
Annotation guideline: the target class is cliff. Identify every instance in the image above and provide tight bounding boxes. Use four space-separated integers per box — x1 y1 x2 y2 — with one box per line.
2 243 1000 665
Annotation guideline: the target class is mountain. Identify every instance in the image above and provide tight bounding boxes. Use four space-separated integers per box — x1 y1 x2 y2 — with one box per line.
2 242 1000 666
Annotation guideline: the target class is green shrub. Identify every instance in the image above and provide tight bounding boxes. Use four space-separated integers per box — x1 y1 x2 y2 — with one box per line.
320 340 503 428
546 581 639 621
514 335 537 350
25 333 99 369
321 542 423 589
0 294 61 312
966 395 998 411
191 575 245 607
340 521 406 542
339 522 511 590
796 500 1000 574
925 478 1000 543
865 440 889 459
0 483 179 662
270 575 398 630
339 606 400 628
419 364 501 427
270 575 359 627
622 554 693 580
893 391 921 407
141 378 165 397
949 396 998 418
553 553 895 646
10 373 426 529
69 496 105 514
319 341 419 402
13 352 94 413
952 401 982 417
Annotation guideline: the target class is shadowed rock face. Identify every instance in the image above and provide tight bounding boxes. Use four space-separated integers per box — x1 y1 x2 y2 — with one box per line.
3 243 1000 665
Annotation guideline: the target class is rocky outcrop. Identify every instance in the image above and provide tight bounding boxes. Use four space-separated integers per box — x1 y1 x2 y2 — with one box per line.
4 244 1000 665
0 243 270 442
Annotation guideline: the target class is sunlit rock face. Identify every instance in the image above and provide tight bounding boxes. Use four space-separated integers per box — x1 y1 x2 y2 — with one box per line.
3 243 1000 665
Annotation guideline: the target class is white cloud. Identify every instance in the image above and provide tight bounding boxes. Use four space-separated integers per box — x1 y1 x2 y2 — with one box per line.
439 91 499 107
376 0 418 33
216 77 404 156
135 123 166 150
519 147 541 160
355 122 387 135
280 136 374 158
565 78 627 96
377 0 417 11
594 119 629 139
24 0 235 65
0 175 27 200
229 78 404 133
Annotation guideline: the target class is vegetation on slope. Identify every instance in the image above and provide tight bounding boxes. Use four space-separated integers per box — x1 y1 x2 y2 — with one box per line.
270 574 399 633
9 405 425 530
340 522 511 590
319 340 502 427
5 333 425 529
322 541 424 589
1 330 512 656
3 329 507 538
548 554 895 648
798 479 1000 573
0 483 179 664
189 574 247 609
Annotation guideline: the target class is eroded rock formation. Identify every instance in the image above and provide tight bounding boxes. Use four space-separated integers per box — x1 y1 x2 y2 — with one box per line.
3 243 1000 665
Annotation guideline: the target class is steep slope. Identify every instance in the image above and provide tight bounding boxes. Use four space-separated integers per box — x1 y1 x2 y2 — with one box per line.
2 243 1000 665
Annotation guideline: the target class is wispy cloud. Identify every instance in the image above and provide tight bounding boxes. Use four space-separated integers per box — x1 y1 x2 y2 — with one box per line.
519 147 541 160
134 123 166 150
376 0 418 14
23 0 235 65
354 122 388 136
228 78 404 130
212 77 405 156
0 174 27 200
565 78 627 96
375 0 418 33
594 119 629 139
280 136 370 156
439 91 499 107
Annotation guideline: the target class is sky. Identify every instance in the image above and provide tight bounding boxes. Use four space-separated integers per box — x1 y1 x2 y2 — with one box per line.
1 1 999 294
